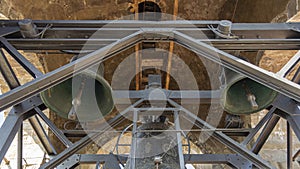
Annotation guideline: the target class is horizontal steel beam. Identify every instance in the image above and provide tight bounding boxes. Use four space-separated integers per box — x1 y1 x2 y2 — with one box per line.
76 154 243 164
113 90 220 104
0 20 299 39
6 38 300 51
62 128 250 138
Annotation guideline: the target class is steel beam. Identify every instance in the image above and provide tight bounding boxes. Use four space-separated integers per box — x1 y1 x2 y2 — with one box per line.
28 116 56 155
40 99 143 169
7 38 300 51
113 90 220 105
62 128 250 138
242 107 275 145
273 67 300 141
34 107 72 147
0 95 43 163
0 49 56 155
173 30 300 103
168 99 275 169
129 109 138 169
287 121 293 169
1 37 43 77
0 49 20 88
60 153 252 165
2 20 299 38
17 124 22 169
277 51 300 77
174 110 185 169
251 114 280 154
0 30 142 111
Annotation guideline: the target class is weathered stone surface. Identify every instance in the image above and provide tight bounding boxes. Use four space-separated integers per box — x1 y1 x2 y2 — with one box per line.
0 0 299 168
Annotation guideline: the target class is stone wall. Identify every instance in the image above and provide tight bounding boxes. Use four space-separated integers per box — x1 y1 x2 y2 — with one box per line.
0 0 299 168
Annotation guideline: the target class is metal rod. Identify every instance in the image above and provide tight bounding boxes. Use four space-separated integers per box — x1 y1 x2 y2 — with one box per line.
293 149 300 161
242 107 275 145
251 115 280 154
17 123 22 169
0 30 142 111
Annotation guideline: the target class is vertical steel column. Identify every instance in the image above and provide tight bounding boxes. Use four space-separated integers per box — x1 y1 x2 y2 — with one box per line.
130 109 138 169
174 110 185 169
287 121 293 169
251 115 280 154
17 124 22 169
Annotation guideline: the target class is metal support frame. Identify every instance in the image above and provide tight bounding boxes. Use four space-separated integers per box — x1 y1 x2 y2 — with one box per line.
129 109 138 169
251 114 280 154
174 110 185 169
242 107 275 145
168 99 272 169
0 20 300 168
287 121 293 169
40 99 144 169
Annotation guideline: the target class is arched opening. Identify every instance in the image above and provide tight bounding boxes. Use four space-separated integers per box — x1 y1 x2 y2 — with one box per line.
138 1 162 21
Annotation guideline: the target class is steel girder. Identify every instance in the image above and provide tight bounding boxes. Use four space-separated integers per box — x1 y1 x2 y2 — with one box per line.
0 20 299 168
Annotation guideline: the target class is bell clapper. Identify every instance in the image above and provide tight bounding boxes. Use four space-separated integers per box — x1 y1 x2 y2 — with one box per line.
247 94 258 110
242 81 259 110
67 77 86 120
154 156 162 169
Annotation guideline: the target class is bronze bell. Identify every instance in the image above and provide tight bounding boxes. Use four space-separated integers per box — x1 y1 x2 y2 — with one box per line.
40 62 114 122
221 69 277 115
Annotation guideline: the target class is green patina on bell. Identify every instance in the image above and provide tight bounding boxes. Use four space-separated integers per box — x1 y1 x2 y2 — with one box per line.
40 66 114 122
221 69 277 115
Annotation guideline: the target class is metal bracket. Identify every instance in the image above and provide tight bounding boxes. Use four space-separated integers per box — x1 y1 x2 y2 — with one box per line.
226 154 253 168
141 28 174 40
57 154 81 169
